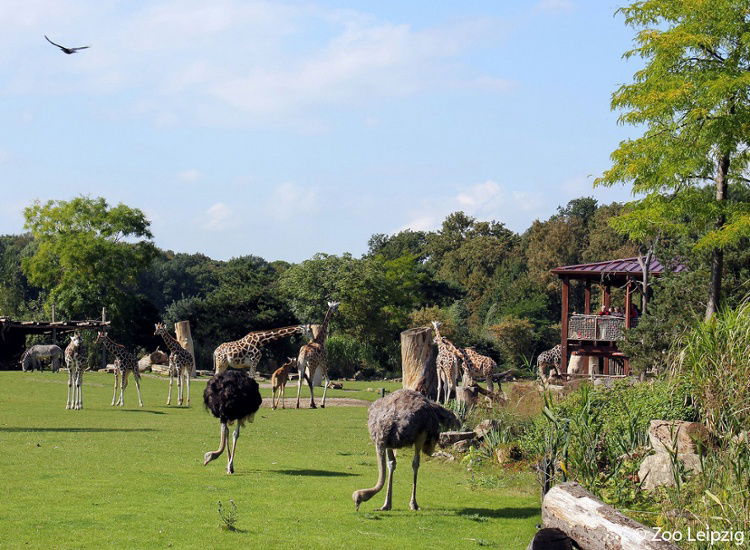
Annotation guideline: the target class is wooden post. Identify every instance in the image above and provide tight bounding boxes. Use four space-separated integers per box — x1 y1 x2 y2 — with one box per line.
604 285 611 308
584 281 591 315
174 320 196 376
100 307 107 370
51 303 57 344
541 482 679 549
560 277 570 374
624 279 632 330
400 326 437 399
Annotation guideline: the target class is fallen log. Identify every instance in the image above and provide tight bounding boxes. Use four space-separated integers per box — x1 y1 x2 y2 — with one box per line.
542 482 678 549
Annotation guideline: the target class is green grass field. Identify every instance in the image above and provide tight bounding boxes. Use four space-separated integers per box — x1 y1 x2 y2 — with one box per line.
0 371 540 549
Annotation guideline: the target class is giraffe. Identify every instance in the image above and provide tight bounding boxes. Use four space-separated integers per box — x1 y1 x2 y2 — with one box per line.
296 301 340 409
213 324 311 377
96 332 144 407
537 344 562 384
271 357 297 410
431 321 459 405
65 332 85 410
459 347 498 394
154 323 194 406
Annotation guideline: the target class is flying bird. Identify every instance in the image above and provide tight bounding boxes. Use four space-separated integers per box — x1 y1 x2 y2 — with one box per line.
44 35 89 54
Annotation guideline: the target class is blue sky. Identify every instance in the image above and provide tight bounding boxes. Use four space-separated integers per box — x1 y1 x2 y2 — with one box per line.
1 0 641 262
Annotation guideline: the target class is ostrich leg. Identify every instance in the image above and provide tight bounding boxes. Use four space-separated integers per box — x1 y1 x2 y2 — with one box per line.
410 437 425 511
204 423 228 465
378 448 397 511
352 443 387 511
227 424 240 474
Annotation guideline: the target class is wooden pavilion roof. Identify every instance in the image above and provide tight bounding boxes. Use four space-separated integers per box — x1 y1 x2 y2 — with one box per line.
551 257 688 282
0 317 110 336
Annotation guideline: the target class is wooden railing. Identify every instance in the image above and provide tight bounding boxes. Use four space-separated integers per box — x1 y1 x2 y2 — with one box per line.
567 314 633 341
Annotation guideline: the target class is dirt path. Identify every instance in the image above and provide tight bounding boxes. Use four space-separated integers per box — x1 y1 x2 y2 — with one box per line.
261 397 369 408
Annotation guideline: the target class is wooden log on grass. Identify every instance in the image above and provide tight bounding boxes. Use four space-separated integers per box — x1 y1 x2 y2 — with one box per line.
400 326 437 399
541 482 678 549
174 321 195 376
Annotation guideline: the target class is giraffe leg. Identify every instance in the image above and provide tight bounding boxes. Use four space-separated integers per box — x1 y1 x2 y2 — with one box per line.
119 370 127 406
204 423 228 466
227 423 240 474
320 370 329 409
112 370 120 406
281 381 286 409
177 364 183 406
76 368 84 410
378 448 396 511
295 366 304 409
167 365 174 405
185 368 191 407
133 371 144 407
66 367 73 409
272 385 277 410
410 436 425 511
308 367 317 409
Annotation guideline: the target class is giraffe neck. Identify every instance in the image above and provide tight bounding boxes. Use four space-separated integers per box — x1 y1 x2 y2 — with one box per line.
246 325 304 347
102 336 125 357
314 307 335 345
159 330 183 354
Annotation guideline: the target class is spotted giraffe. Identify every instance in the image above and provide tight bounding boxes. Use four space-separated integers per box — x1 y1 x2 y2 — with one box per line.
537 345 562 383
155 323 194 406
65 332 85 410
96 332 144 407
459 348 498 393
271 357 297 410
213 324 312 377
296 301 340 409
431 321 459 405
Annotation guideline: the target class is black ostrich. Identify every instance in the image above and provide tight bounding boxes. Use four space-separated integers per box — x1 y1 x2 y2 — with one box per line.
352 389 460 511
203 369 263 474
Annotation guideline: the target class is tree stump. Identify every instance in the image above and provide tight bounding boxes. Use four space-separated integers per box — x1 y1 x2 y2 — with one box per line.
400 326 437 399
542 482 679 549
174 321 195 376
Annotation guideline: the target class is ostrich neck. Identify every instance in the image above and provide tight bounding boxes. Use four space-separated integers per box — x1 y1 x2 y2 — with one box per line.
356 443 387 503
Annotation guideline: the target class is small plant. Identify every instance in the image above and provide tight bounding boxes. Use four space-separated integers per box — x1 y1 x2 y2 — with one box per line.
217 499 238 531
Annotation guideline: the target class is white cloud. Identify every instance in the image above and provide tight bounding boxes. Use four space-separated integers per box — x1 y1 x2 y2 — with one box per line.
2 2 511 127
267 182 318 220
177 169 203 183
202 202 234 230
535 0 575 14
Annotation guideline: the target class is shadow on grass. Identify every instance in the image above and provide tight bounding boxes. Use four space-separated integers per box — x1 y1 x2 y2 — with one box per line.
269 468 358 477
454 507 540 519
118 409 166 415
0 427 157 433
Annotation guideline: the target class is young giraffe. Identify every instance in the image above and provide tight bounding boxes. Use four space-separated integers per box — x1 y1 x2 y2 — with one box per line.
459 348 498 394
65 332 85 410
213 324 312 376
154 323 194 406
96 332 144 407
271 357 297 410
431 321 459 405
296 301 340 409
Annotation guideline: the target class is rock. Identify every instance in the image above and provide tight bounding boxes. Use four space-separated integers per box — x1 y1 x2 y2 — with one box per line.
439 431 476 447
474 419 500 439
638 452 702 491
150 363 171 375
648 420 709 456
327 382 343 390
495 443 522 464
431 451 455 461
196 369 213 377
453 439 475 452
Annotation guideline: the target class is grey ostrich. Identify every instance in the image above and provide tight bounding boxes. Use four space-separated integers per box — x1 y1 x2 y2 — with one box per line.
203 369 263 474
352 389 460 511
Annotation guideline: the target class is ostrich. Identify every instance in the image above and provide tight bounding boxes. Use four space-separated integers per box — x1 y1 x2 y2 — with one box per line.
203 369 263 474
352 389 460 511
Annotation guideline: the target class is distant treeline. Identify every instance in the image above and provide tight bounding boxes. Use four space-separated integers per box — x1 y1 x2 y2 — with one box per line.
2 193 748 376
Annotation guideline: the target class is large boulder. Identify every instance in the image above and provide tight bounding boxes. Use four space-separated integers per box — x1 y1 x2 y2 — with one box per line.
648 420 709 456
638 452 702 491
474 419 500 440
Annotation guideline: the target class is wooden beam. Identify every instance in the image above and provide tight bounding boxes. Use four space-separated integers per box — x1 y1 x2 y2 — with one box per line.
604 285 611 308
584 281 591 315
561 277 570 373
625 279 632 330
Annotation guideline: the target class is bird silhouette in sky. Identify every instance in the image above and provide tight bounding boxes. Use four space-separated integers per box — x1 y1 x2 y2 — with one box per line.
44 35 89 54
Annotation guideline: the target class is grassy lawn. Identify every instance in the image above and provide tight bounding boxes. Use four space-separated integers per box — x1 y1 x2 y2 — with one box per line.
0 371 540 549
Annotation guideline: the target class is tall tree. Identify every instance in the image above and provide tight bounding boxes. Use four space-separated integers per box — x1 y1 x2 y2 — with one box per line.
22 196 156 332
597 1 750 319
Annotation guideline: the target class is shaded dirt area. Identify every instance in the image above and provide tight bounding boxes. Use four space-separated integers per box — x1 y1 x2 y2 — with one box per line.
261 397 369 408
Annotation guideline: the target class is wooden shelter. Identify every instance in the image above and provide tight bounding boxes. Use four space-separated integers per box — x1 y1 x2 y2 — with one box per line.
0 316 111 369
551 257 687 375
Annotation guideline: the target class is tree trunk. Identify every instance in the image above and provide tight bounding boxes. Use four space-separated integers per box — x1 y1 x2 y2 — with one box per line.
400 327 437 399
174 321 195 376
705 152 730 320
542 482 679 549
